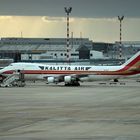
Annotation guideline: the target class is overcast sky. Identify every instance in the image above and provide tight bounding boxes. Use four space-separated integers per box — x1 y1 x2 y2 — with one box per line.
0 0 140 17
0 0 140 42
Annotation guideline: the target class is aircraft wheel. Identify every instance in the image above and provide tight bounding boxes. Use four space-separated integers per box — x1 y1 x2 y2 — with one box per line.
114 79 119 82
65 81 80 86
75 82 80 86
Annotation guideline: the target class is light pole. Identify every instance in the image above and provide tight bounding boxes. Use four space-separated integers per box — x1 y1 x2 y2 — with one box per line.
118 16 124 59
64 7 72 63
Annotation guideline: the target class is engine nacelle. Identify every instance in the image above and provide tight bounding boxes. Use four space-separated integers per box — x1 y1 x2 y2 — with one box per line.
64 76 76 83
47 77 55 83
47 77 60 83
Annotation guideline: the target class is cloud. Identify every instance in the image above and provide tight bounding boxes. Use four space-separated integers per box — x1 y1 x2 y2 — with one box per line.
79 17 117 23
0 0 140 18
42 16 75 23
42 16 65 23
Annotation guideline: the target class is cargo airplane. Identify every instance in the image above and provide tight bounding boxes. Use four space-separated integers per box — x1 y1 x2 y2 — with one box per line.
0 51 140 86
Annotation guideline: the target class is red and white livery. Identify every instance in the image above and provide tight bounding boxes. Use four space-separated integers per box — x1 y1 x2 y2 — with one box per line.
0 51 140 86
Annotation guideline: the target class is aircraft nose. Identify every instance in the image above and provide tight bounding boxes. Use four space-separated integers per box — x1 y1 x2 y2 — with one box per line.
0 68 5 74
0 70 3 74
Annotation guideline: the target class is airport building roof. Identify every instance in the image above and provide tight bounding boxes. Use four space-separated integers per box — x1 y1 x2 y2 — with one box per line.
0 37 93 53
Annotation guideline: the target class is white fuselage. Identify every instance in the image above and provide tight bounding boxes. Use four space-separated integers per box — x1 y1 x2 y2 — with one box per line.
0 63 124 82
1 51 140 85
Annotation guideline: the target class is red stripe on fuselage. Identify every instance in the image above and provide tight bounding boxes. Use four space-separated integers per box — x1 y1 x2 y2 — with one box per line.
2 69 140 76
3 70 15 74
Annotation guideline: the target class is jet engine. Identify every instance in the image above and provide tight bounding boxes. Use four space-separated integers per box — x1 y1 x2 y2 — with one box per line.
64 76 76 83
47 77 60 83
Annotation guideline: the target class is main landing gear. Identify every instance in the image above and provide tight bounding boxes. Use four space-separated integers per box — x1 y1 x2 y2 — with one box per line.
65 81 80 86
114 79 119 82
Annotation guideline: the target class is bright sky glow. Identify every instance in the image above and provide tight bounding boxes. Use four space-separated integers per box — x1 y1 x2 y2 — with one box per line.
0 16 140 43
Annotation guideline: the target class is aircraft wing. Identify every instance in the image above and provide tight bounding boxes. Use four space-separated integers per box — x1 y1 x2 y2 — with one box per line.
43 73 96 84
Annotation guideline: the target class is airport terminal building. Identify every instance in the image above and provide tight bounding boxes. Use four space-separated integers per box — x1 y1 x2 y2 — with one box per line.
0 37 104 62
108 41 140 59
0 37 140 65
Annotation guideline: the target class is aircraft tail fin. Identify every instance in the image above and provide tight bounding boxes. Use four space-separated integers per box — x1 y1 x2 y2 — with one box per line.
122 51 140 71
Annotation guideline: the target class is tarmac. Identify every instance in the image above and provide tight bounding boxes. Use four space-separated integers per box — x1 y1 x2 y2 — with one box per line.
0 79 140 140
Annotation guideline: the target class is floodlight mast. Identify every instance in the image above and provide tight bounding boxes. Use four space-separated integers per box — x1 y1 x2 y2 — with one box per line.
118 16 124 59
64 7 72 64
